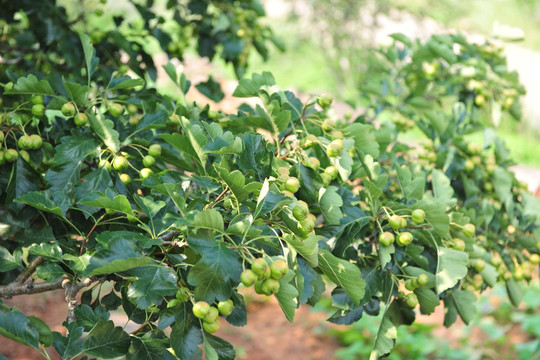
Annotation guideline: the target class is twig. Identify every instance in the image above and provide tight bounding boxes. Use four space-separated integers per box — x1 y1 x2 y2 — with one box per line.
206 187 229 209
14 256 44 284
0 278 65 298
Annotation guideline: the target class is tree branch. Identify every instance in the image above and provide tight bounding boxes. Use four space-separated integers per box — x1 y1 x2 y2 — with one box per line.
0 278 64 298
14 256 44 284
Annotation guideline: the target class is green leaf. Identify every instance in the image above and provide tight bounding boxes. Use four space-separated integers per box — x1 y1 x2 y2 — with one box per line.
193 209 224 232
79 33 99 84
238 134 273 182
44 161 82 193
389 33 413 47
318 249 365 306
62 254 91 272
86 238 152 276
88 113 120 153
127 265 178 309
127 331 175 360
80 193 134 215
4 74 55 95
396 165 425 201
0 246 20 271
506 279 522 307
56 323 84 359
74 305 110 331
35 262 64 281
82 321 130 359
6 157 39 213
64 81 89 105
195 76 224 102
493 167 514 203
435 247 468 294
480 263 498 287
318 186 343 225
233 71 276 97
414 287 440 314
345 123 379 158
378 244 395 268
204 334 236 360
275 270 299 322
53 135 99 165
215 166 259 203
15 190 66 217
170 308 203 360
412 196 449 237
283 234 319 267
95 231 161 250
187 230 242 303
450 290 477 325
431 169 456 207
370 301 415 359
28 243 62 261
108 76 145 90
0 311 40 350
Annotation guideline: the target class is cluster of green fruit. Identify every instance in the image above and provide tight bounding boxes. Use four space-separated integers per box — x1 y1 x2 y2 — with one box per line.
397 273 431 308
378 210 425 247
191 299 235 334
240 258 289 296
99 143 161 185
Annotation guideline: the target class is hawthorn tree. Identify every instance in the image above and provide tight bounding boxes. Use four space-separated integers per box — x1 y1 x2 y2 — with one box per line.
0 2 539 360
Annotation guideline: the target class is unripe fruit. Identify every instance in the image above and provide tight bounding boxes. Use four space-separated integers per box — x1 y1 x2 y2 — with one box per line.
202 306 219 324
282 190 295 198
284 177 300 193
148 144 162 157
417 273 429 286
31 104 45 117
464 159 475 172
405 278 417 291
379 232 395 247
251 258 270 278
474 259 486 272
142 155 155 167
99 160 112 171
325 166 338 180
127 103 138 115
530 254 540 265
240 269 258 287
0 130 4 142
140 168 153 179
303 134 318 148
119 173 131 185
490 253 502 267
108 103 124 117
513 267 524 281
298 217 315 236
405 293 418 308
320 173 332 187
217 299 234 316
74 113 88 127
292 202 309 221
327 139 343 157
462 224 476 237
270 259 288 280
17 135 33 150
112 156 129 171
466 142 482 155
396 232 413 246
19 150 30 163
453 238 466 251
4 149 18 162
261 278 280 295
411 209 425 224
192 301 211 319
61 102 76 117
306 157 320 170
317 93 333 108
331 130 344 139
0 151 4 165
254 280 265 295
29 134 43 149
389 215 405 231
203 318 220 334
31 95 44 105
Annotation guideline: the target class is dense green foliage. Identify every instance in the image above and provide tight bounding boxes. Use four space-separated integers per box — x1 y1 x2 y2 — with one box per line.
0 2 538 360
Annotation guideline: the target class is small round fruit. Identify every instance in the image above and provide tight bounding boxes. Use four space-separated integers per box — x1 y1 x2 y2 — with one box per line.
119 173 131 185
202 318 220 334
389 215 404 231
175 288 190 302
490 253 503 267
513 267 524 281
4 149 18 162
0 130 4 142
31 95 44 105
379 232 395 247
464 159 475 172
530 254 540 265
405 278 417 291
474 259 486 272
140 168 153 179
251 258 270 279
270 259 288 280
292 202 309 221
31 104 45 117
396 232 413 246
19 150 30 162
282 190 295 198
29 134 43 149
217 299 234 316
73 113 88 127
317 93 333 108
261 278 280 295
61 102 76 117
284 177 300 193
405 293 418 308
298 217 315 236
17 135 33 150
254 280 265 295
320 173 332 187
127 103 138 115
306 157 320 170
453 238 466 251
112 156 129 171
327 139 343 157
142 155 155 167
192 301 211 319
467 142 482 155
202 306 219 324
108 103 124 117
411 209 425 224
462 224 476 237
99 159 112 171
148 144 162 157
417 273 429 286
240 269 258 287
324 166 338 180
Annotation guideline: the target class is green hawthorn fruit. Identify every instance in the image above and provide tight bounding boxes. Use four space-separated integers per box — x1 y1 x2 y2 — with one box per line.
140 168 153 179
17 135 32 150
251 258 270 279
405 279 417 291
306 157 320 170
321 119 335 131
175 288 190 302
389 215 404 231
19 150 30 163
29 134 43 149
99 159 112 171
105 208 116 215
462 224 476 237
292 202 309 221
167 299 182 308
261 278 280 295
4 149 18 162
0 130 4 142
282 190 295 198
167 114 181 127
148 144 162 157
490 253 502 267
513 267 524 281
192 301 211 319
396 232 413 246
127 103 138 115
317 93 333 108
327 139 343 157
464 159 475 172
240 269 258 287
203 318 220 334
453 238 466 251
405 293 418 308
142 155 155 167
202 306 219 324
484 182 493 192
270 259 288 280
61 102 76 117
217 299 234 316
0 151 5 165
119 173 131 185
108 103 124 117
530 254 540 265
254 280 265 294
411 209 425 224
379 232 395 247
325 166 339 180
31 104 45 117
298 217 315 236
112 156 129 171
74 113 88 127
303 134 318 148
320 173 332 187
31 95 44 105
284 177 300 193
417 273 429 286
466 142 482 155
331 130 344 139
